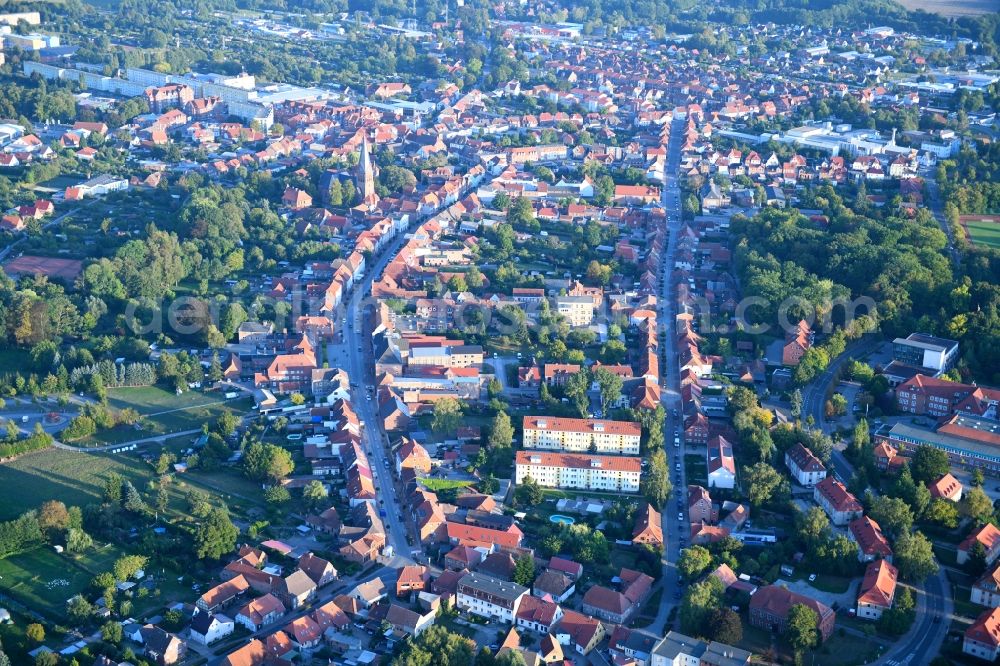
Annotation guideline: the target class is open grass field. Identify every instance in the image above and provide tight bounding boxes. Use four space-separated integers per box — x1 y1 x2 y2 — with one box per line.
965 219 1000 249
897 0 998 17
0 448 151 520
418 477 475 492
0 546 118 620
66 386 253 446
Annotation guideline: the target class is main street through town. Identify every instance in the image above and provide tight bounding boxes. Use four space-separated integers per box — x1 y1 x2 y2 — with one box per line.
649 115 686 635
326 229 417 568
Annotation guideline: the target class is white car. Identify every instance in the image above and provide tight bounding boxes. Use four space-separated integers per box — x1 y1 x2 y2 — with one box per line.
677 512 684 521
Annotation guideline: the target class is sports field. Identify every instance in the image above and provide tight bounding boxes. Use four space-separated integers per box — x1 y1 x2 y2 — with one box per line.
965 219 1000 249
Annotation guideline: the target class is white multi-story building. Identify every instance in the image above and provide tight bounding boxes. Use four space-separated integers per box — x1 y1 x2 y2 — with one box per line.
522 416 641 455
515 451 641 493
785 442 827 487
456 572 528 624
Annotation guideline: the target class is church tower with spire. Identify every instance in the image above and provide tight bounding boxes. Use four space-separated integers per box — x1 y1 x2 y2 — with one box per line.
355 134 379 208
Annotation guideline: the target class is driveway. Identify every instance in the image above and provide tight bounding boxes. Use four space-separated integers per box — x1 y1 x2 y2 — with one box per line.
774 577 859 610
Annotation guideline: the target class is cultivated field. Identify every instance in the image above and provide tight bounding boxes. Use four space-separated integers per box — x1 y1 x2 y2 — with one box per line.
897 0 999 16
0 448 150 520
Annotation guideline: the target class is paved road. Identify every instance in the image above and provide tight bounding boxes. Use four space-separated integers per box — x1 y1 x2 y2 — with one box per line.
874 568 951 666
49 428 204 452
923 174 961 267
649 115 687 635
338 230 418 566
801 337 880 482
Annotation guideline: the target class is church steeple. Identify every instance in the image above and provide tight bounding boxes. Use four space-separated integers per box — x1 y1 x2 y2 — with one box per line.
356 134 377 205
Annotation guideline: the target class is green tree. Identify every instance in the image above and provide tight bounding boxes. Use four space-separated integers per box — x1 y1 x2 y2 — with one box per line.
679 577 723 637
895 531 939 582
243 443 294 483
65 527 93 553
488 411 514 449
962 486 994 525
101 620 123 645
593 367 624 415
910 446 950 485
797 506 830 546
743 462 784 507
868 495 914 540
432 397 462 436
925 498 959 528
678 545 713 580
790 389 803 419
514 475 543 507
113 555 148 582
194 508 238 560
67 595 93 625
26 623 45 643
265 485 291 504
785 603 819 656
709 607 743 644
513 553 536 587
972 468 985 487
391 625 475 666
302 480 328 509
641 448 671 507
852 418 870 454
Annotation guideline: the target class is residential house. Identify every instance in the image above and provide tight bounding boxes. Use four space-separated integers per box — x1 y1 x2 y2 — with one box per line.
814 477 863 526
522 416 641 455
856 560 898 620
965 607 1000 662
298 553 337 587
235 593 286 632
139 625 186 666
972 564 1000 608
189 611 234 646
532 569 575 604
515 451 641 493
396 564 431 597
279 570 317 609
782 320 813 366
650 631 751 666
515 594 564 634
396 438 433 475
632 504 664 550
688 485 715 524
554 609 606 655
928 473 963 502
456 571 528 623
386 603 436 638
707 436 736 489
581 568 653 625
749 586 835 642
197 576 249 612
849 516 893 563
785 443 827 487
959 524 1000 566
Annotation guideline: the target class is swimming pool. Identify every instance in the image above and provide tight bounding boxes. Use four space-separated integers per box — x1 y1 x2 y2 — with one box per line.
549 514 576 525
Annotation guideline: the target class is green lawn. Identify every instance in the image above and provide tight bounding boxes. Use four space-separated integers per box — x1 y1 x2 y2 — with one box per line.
418 478 475 492
0 546 118 621
0 447 152 520
966 220 1000 249
684 453 707 486
65 387 253 446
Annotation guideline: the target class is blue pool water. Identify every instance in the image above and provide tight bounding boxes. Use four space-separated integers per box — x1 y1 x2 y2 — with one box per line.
549 514 576 525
